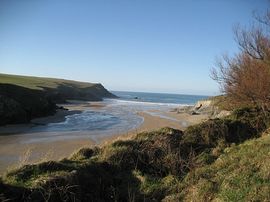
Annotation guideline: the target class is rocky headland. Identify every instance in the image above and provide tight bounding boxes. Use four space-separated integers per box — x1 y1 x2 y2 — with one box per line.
0 74 117 125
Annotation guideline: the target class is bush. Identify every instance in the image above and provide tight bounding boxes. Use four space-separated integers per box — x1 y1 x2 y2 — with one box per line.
70 147 100 161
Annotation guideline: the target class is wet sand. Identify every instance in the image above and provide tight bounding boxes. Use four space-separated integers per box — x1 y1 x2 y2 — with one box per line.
0 109 81 135
0 101 208 175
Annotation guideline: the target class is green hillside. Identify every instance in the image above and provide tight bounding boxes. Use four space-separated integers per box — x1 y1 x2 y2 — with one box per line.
0 73 97 90
0 73 116 101
180 133 270 201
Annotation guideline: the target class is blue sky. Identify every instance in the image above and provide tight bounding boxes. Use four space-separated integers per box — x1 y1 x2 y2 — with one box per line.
0 0 268 95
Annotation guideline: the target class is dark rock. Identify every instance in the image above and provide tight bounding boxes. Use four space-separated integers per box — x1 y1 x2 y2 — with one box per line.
0 84 57 125
191 111 199 115
0 95 28 125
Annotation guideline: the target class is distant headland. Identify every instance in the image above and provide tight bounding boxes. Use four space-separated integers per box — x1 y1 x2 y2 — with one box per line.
0 73 117 125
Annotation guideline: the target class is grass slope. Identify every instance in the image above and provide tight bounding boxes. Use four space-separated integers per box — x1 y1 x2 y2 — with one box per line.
0 73 96 90
180 134 270 201
0 73 117 102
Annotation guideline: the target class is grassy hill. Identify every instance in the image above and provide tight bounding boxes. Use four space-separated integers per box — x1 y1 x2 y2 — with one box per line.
0 73 116 101
0 73 99 90
0 73 117 125
0 108 269 201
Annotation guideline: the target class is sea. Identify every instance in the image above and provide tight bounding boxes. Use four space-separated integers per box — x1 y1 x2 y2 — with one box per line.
112 91 207 105
25 91 209 142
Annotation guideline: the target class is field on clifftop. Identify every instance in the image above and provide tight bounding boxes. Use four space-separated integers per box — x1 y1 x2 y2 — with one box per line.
0 73 97 90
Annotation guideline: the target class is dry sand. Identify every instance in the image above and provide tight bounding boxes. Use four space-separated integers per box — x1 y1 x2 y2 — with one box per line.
0 138 93 174
0 101 209 175
138 111 208 131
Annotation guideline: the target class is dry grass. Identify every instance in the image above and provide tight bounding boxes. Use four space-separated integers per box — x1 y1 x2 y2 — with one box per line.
18 148 33 168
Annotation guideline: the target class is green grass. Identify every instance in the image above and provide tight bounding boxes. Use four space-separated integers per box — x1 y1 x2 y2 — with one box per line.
180 134 270 202
0 73 97 90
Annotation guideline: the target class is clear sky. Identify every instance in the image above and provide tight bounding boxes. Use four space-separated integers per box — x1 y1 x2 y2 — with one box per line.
0 0 268 95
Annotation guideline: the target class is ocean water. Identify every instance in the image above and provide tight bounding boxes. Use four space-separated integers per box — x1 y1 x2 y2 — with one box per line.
112 91 208 105
28 91 209 142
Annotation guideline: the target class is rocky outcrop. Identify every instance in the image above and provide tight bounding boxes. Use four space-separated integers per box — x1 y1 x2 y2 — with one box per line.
0 95 28 125
173 98 231 118
192 99 231 118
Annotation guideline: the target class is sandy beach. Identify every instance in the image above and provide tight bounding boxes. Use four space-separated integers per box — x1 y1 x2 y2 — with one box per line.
0 101 208 175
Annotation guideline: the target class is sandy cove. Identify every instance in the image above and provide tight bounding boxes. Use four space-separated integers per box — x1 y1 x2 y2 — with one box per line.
0 101 208 175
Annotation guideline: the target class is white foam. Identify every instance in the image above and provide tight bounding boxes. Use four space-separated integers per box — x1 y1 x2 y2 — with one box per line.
104 98 191 107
